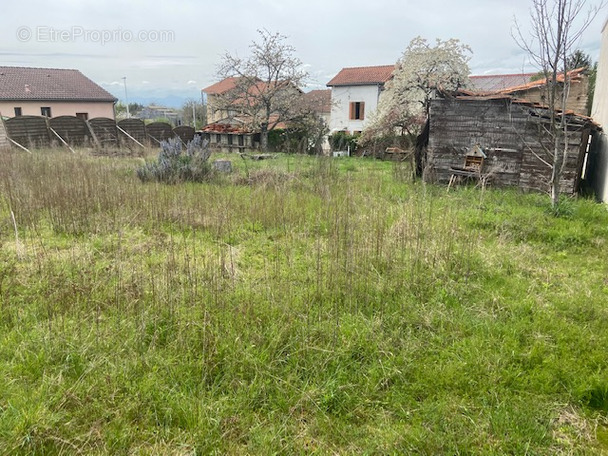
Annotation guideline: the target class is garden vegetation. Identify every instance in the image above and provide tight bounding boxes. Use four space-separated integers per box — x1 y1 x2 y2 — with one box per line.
1 149 607 454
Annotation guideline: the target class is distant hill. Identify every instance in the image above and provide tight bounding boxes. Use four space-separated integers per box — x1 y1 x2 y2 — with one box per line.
105 89 202 109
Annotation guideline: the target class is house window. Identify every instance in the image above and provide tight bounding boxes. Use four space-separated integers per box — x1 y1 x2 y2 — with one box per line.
227 134 233 145
216 134 222 144
349 102 365 120
41 107 52 117
14 107 22 116
76 112 88 120
238 135 244 146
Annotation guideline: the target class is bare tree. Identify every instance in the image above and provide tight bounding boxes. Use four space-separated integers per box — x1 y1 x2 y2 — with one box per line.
217 30 308 151
180 99 206 129
514 0 604 208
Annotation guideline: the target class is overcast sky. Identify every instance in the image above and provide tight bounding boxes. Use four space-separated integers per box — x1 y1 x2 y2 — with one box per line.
1 0 606 107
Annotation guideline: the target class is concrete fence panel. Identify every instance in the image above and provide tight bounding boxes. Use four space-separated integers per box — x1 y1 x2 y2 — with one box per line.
49 115 91 146
173 126 195 144
5 115 51 148
88 117 119 147
117 118 147 146
146 122 174 144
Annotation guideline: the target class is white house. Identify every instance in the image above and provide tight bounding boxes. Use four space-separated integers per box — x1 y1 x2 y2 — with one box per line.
326 65 395 134
590 17 608 202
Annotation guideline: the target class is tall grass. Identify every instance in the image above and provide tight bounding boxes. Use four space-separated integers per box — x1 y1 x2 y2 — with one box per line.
0 149 607 454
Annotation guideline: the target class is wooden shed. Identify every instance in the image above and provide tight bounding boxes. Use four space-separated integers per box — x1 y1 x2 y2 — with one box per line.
423 93 598 194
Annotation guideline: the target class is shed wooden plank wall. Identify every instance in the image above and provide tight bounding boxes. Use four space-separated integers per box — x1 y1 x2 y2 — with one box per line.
426 98 586 194
0 119 9 149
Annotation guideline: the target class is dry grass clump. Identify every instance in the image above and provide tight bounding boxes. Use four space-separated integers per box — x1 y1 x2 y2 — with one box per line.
233 168 298 188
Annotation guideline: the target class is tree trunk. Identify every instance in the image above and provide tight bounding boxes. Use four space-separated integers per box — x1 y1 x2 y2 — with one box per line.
551 169 560 208
260 123 268 152
551 141 563 208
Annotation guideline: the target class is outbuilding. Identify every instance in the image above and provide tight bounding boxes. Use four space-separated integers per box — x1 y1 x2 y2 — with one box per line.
423 92 598 195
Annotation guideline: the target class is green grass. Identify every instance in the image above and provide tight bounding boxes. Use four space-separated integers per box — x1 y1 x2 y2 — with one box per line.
0 149 607 454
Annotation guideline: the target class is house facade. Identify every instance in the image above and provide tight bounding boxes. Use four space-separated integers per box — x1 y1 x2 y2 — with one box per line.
326 65 394 134
201 77 241 124
0 66 116 119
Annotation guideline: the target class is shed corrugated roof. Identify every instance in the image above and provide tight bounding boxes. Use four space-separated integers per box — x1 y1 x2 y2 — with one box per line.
469 73 536 92
499 67 587 95
327 65 395 87
469 68 587 94
447 86 599 129
0 66 117 102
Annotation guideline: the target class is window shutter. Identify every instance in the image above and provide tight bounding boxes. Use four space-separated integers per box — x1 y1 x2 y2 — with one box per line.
349 102 355 120
360 102 365 120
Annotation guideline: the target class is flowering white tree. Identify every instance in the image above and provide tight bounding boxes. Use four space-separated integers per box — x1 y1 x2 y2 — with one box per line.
363 37 472 143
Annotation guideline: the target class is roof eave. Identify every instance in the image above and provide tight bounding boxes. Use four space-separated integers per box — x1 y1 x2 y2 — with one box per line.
326 82 386 88
0 97 117 102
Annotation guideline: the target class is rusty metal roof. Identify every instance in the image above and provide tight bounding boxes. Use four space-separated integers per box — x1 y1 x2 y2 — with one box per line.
0 66 117 102
202 120 251 134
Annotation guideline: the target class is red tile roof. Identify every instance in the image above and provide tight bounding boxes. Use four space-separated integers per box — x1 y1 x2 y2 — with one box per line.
202 77 241 95
0 66 117 102
202 77 301 97
469 73 536 92
303 89 331 113
327 65 395 87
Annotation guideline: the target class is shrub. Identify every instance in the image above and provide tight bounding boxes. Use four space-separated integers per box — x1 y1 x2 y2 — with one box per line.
267 127 323 154
136 135 212 183
328 131 358 153
358 132 411 157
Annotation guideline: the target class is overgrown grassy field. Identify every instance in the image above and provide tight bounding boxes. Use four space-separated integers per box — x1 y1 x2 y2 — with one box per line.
1 149 607 454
